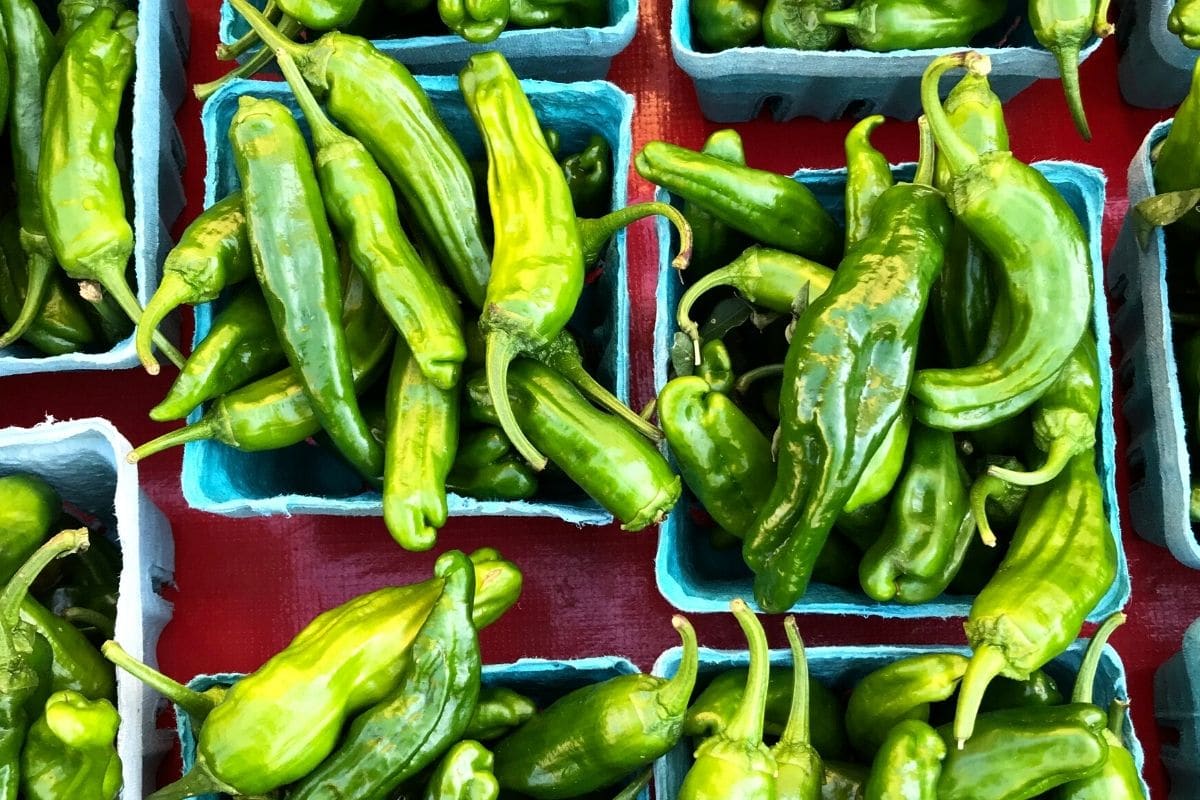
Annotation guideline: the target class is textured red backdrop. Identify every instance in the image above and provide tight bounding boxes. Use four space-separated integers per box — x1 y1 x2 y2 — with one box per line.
1 0 1197 794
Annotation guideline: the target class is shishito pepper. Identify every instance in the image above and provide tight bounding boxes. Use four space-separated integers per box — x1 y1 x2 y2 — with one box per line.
772 617 822 800
953 453 1117 745
0 474 60 581
465 687 538 741
680 600 777 800
762 0 843 50
1152 58 1200 241
912 53 1091 431
439 0 509 42
561 135 612 220
1170 0 1200 47
424 741 499 800
843 116 893 251
842 406 911 514
493 616 698 799
693 0 763 50
683 130 751 275
56 0 129 43
19 596 115 701
741 120 950 612
798 0 1004 50
20 690 122 800
1030 0 1112 140
863 720 944 800
845 653 968 757
976 669 1063 713
447 427 538 502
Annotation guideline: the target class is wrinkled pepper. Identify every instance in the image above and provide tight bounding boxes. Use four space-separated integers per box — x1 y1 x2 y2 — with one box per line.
465 687 538 740
693 0 763 50
440 0 509 42
1170 0 1200 47
424 741 499 800
800 0 1005 50
863 720 944 800
447 427 538 502
843 115 893 251
20 690 121 800
763 0 843 50
845 652 968 756
772 617 822 800
1029 0 1112 140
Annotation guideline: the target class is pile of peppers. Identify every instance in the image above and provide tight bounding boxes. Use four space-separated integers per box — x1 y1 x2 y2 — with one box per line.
0 472 125 800
0 0 186 365
675 605 1143 800
131 17 692 551
688 0 1111 140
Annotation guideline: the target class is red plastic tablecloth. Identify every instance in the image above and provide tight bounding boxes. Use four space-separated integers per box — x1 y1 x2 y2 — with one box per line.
3 0 1199 794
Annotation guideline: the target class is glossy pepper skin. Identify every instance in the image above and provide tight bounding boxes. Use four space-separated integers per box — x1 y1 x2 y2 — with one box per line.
681 600 777 800
842 406 911 514
277 0 365 27
0 474 60 581
804 0 1004 50
19 597 115 701
772 618 822 800
465 687 538 740
461 51 584 472
843 116 893 251
860 423 973 604
440 0 510 42
136 192 252 374
229 95 383 483
55 0 129 43
278 49 467 392
230 0 492 309
693 0 763 50
493 616 698 799
846 653 968 757
465 361 681 530
148 285 285 422
636 141 841 264
47 535 121 633
289 551 481 800
953 453 1117 745
1029 0 1112 140
561 135 612 219
1170 0 1200 46
425 741 500 800
20 690 121 800
683 130 751 275
742 132 950 613
937 704 1109 799
977 670 1063 712
913 54 1091 431
1152 59 1200 241
863 720 943 800
447 427 538 502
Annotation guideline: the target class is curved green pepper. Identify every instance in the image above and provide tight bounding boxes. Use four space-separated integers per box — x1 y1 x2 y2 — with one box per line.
953 453 1117 746
773 617 822 800
56 0 128 43
842 405 911 514
561 135 612 219
697 340 735 393
693 0 763 50
20 690 121 800
19 598 115 701
1029 0 1112 140
845 652 968 757
0 474 60 581
863 719 943 800
1170 0 1200 46
803 0 1004 50
493 616 698 799
683 130 751 275
447 428 538 502
843 116 893 251
1152 58 1200 242
976 670 1063 712
680 600 776 800
465 687 538 741
424 741 499 800
276 0 365 27
913 54 1092 431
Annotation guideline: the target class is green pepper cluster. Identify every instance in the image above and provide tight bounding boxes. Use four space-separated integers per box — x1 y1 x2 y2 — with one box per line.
132 31 691 549
0 473 124 800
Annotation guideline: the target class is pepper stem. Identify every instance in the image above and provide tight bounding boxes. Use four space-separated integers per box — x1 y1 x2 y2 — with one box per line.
725 598 770 743
486 331 547 471
675 250 753 351
146 759 237 800
778 616 810 747
816 7 863 29
216 0 277 60
101 640 218 723
612 769 653 800
658 615 699 714
1071 612 1126 704
1052 45 1091 141
914 116 936 187
735 363 785 396
953 643 1009 747
88 275 185 368
969 475 1001 547
1108 699 1128 737
920 53 991 178
1094 0 1115 35
276 47 346 149
542 335 663 442
1 530 89 630
0 253 54 349
64 607 116 638
193 5 304 100
987 437 1075 487
578 202 693 271
136 273 193 375
128 416 221 464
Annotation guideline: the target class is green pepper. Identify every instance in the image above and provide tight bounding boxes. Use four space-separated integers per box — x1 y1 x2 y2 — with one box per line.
56 0 128 43
859 422 973 604
1030 0 1112 140
561 135 612 220
976 670 1063 712
696 340 735 393
1170 0 1200 47
863 719 943 800
680 600 776 800
683 130 752 276
288 550 481 800
741 121 950 612
0 474 60 581
135 192 252 374
773 617 822 800
965 453 1031 548
439 0 509 42
274 0 365 27
843 116 893 251
822 762 867 800
424 741 499 800
636 141 841 264
464 687 538 740
465 361 681 530
953 453 1118 745
937 705 1109 798
0 17 9 135
278 48 467 392
1152 59 1200 242
129 262 395 464
147 285 285 422
447 428 538 502
913 54 1092 431
845 653 968 756
229 94 383 483
763 0 843 49
19 596 115 701
20 690 121 800
801 0 1004 50
842 406 912 514
693 0 763 50
493 616 698 799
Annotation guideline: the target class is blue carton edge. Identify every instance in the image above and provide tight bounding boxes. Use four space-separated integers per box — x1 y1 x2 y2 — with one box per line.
1155 616 1200 794
1117 0 1199 109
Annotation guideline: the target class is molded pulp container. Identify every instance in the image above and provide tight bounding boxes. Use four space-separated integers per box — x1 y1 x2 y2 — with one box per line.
1107 120 1200 567
653 161 1131 617
671 0 1102 122
187 77 633 524
177 657 650 800
1156 616 1200 797
218 0 637 81
0 0 189 374
653 642 1149 798
0 419 176 799
1117 0 1199 108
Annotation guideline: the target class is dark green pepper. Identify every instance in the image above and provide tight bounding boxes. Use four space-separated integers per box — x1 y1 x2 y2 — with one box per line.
863 719 944 800
822 762 867 800
843 115 893 251
966 454 1031 548
464 687 538 741
424 741 499 800
135 192 253 374
1029 0 1112 140
0 474 60 581
697 340 735 394
276 0 366 28
772 617 822 800
977 670 1063 713
845 652 968 757
693 0 763 50
20 690 121 800
683 130 751 276
19 596 115 701
802 0 1004 50
493 616 698 799
561 134 612 219
446 428 538 502
1170 0 1200 46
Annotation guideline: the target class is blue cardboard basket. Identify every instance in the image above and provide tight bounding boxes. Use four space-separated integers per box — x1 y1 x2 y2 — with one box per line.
1117 0 1198 108
218 0 637 81
1156 616 1200 797
670 0 1102 122
186 76 633 523
653 161 1130 618
653 641 1149 798
0 0 189 375
1107 121 1200 567
177 657 649 800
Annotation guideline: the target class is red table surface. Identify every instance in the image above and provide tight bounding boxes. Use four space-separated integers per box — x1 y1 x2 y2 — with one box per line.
2 0 1198 794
